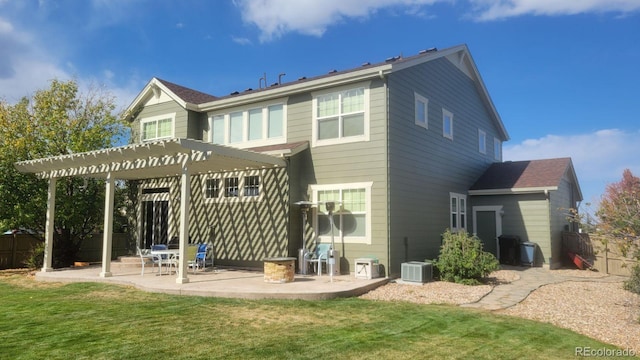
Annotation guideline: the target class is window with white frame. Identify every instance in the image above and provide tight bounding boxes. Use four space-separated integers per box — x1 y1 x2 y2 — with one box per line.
494 137 502 161
478 129 487 154
244 175 260 197
311 182 373 244
209 103 286 147
204 171 263 202
141 113 175 141
442 108 453 140
205 178 219 199
415 93 428 129
312 85 369 146
450 193 467 232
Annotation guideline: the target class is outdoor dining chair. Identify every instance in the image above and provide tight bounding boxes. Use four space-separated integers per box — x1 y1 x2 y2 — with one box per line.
307 244 331 275
137 246 160 276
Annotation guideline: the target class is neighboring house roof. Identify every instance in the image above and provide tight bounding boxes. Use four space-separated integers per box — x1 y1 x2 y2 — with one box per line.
123 44 509 141
469 157 583 201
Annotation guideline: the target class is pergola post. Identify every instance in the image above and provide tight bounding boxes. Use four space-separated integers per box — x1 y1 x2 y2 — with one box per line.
42 177 57 272
176 156 190 284
100 172 115 278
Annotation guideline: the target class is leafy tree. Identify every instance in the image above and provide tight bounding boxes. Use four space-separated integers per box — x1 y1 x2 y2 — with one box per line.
596 169 640 294
0 79 127 267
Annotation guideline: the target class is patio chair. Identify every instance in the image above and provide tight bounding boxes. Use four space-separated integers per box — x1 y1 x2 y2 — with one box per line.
151 244 170 274
185 244 200 274
188 243 209 272
137 246 160 276
308 244 331 275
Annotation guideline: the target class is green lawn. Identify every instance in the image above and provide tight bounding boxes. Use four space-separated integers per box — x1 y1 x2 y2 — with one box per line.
0 272 629 359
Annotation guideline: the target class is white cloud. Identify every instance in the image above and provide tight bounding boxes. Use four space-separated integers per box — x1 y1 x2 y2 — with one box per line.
234 0 440 42
235 0 640 41
504 129 640 204
231 36 252 46
468 0 640 21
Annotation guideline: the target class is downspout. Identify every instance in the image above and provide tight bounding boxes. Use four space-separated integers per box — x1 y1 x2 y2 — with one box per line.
382 71 391 276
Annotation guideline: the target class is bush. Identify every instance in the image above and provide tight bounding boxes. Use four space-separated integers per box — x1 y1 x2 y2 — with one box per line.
434 229 499 285
623 264 640 295
23 241 45 270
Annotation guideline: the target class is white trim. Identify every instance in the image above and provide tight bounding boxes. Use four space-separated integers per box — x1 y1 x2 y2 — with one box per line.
442 108 454 140
414 92 429 129
468 186 558 196
478 129 487 154
140 113 175 142
472 205 503 258
311 83 370 148
310 182 373 245
202 169 264 203
449 192 467 232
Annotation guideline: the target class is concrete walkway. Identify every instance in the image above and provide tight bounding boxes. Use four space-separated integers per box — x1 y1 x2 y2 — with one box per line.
461 266 628 311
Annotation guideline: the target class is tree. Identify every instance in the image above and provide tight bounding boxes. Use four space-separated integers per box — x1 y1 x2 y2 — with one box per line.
0 79 127 267
596 169 640 294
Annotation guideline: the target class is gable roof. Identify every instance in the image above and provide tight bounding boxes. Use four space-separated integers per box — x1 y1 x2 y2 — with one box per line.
469 158 583 201
123 44 508 141
156 78 217 104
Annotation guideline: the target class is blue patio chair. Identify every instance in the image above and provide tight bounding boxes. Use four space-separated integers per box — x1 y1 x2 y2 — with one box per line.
308 244 331 275
188 243 209 272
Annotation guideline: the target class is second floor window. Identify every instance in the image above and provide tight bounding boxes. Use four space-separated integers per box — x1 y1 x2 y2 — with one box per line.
478 129 487 154
210 103 285 147
494 137 502 161
141 113 174 141
415 93 428 129
313 85 369 147
443 108 454 140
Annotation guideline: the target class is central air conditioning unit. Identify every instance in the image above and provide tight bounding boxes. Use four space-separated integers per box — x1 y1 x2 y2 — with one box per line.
401 261 433 283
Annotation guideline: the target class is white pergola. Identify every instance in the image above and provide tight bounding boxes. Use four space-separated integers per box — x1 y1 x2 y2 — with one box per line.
14 138 287 284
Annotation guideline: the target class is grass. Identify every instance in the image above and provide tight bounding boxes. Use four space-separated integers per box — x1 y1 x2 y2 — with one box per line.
0 271 630 360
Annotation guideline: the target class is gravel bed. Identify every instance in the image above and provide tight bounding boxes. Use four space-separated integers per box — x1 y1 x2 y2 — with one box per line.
360 269 640 353
499 281 640 354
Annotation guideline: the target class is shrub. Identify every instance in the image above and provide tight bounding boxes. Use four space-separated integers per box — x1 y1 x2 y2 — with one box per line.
623 264 640 295
434 229 499 285
23 241 45 270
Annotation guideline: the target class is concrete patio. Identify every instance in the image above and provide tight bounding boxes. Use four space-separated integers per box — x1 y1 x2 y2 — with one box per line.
34 263 389 300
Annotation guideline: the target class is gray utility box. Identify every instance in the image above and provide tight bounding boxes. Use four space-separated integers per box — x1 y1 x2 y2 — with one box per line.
401 261 433 283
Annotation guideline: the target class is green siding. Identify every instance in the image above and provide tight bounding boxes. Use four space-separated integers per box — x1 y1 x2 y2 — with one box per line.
386 57 502 275
131 100 188 143
286 79 390 274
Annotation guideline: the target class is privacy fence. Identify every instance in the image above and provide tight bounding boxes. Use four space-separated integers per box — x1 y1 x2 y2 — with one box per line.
0 233 131 270
562 231 638 276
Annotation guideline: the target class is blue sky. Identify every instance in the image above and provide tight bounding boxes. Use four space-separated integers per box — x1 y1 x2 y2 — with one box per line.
1 0 640 211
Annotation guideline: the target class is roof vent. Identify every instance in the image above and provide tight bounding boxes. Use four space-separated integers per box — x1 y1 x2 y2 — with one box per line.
419 47 438 54
362 62 371 67
385 56 401 63
328 69 337 74
230 91 239 95
244 88 253 92
298 76 307 81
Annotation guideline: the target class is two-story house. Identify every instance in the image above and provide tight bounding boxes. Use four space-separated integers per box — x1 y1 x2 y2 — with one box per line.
16 44 581 281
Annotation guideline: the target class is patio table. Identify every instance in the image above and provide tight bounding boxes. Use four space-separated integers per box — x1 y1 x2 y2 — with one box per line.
150 249 180 275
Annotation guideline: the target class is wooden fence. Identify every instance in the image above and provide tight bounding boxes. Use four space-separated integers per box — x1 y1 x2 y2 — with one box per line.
0 233 131 270
562 231 638 276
